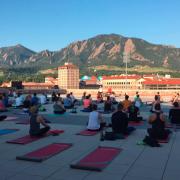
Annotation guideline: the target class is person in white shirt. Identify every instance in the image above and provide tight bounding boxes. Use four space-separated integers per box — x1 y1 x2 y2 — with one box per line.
87 104 105 131
99 86 103 93
15 93 23 107
13 91 17 98
39 93 47 105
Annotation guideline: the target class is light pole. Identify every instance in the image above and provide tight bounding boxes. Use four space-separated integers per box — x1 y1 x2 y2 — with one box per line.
123 52 130 90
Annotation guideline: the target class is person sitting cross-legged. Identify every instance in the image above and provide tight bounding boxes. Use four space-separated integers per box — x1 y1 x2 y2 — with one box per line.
104 96 114 113
169 102 180 124
128 102 142 122
122 95 132 112
64 94 74 109
111 103 135 137
150 95 160 113
39 93 47 105
23 95 32 113
70 92 78 105
53 98 66 114
87 104 105 131
97 91 103 103
31 93 39 106
148 103 171 140
0 95 7 112
83 95 92 112
14 93 24 108
29 105 50 137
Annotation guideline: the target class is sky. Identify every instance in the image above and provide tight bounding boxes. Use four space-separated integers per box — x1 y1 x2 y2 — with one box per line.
0 0 180 52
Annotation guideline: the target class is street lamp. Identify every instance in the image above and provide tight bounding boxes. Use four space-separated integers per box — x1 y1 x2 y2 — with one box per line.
123 52 130 90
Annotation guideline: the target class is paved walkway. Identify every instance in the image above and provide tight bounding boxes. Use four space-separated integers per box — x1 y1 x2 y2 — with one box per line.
0 102 179 180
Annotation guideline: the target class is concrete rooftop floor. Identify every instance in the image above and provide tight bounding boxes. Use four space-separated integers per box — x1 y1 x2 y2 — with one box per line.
0 102 179 180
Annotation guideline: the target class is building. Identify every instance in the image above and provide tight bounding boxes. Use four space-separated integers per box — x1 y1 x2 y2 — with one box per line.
58 63 79 89
102 74 180 91
102 75 143 90
45 77 58 86
0 79 57 90
81 76 99 85
143 78 180 89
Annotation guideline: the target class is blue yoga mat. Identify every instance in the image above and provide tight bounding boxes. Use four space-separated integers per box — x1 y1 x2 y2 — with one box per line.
0 129 19 135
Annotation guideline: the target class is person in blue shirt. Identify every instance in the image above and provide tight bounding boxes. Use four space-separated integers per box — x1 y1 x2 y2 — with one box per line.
31 93 39 106
63 94 73 109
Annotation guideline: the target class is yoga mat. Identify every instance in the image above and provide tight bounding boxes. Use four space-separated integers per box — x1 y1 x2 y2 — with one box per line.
13 112 28 115
49 130 64 135
16 143 72 162
77 130 99 136
98 111 112 114
128 121 144 126
166 124 180 129
157 135 171 143
70 146 122 171
80 109 91 113
16 119 50 125
7 130 64 145
16 120 30 125
0 129 19 135
5 116 18 121
47 113 67 117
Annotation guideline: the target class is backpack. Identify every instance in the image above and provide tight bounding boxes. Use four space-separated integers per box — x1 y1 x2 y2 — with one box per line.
143 135 161 147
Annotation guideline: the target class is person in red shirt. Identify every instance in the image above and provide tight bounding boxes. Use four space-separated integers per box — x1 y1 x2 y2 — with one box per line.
83 95 92 112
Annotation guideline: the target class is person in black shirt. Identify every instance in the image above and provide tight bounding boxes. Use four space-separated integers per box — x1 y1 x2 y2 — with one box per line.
169 102 180 124
128 102 143 122
29 105 50 136
51 92 58 102
23 95 32 113
104 96 113 112
148 103 170 140
111 103 135 136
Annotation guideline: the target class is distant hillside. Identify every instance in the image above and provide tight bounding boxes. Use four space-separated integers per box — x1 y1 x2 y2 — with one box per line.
0 44 35 66
1 34 180 73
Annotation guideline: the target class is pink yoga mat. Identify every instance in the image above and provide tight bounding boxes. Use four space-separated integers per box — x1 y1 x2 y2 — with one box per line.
70 146 122 171
77 130 99 136
5 116 18 121
166 124 180 129
16 143 72 162
7 130 64 145
128 121 143 126
157 135 170 143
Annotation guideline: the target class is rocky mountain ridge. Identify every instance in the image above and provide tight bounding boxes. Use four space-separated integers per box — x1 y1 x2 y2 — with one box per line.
1 34 180 71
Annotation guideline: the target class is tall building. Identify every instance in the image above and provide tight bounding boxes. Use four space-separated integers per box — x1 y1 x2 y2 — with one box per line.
58 63 79 89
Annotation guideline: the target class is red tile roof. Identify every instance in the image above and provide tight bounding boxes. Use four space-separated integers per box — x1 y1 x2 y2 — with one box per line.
22 82 53 87
143 78 180 85
102 75 141 80
91 76 97 80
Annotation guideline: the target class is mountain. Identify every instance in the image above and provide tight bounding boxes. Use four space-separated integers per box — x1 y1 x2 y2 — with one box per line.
1 34 180 72
0 44 35 66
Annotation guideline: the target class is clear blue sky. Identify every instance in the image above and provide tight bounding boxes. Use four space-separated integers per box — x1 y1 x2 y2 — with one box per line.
1 0 180 52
